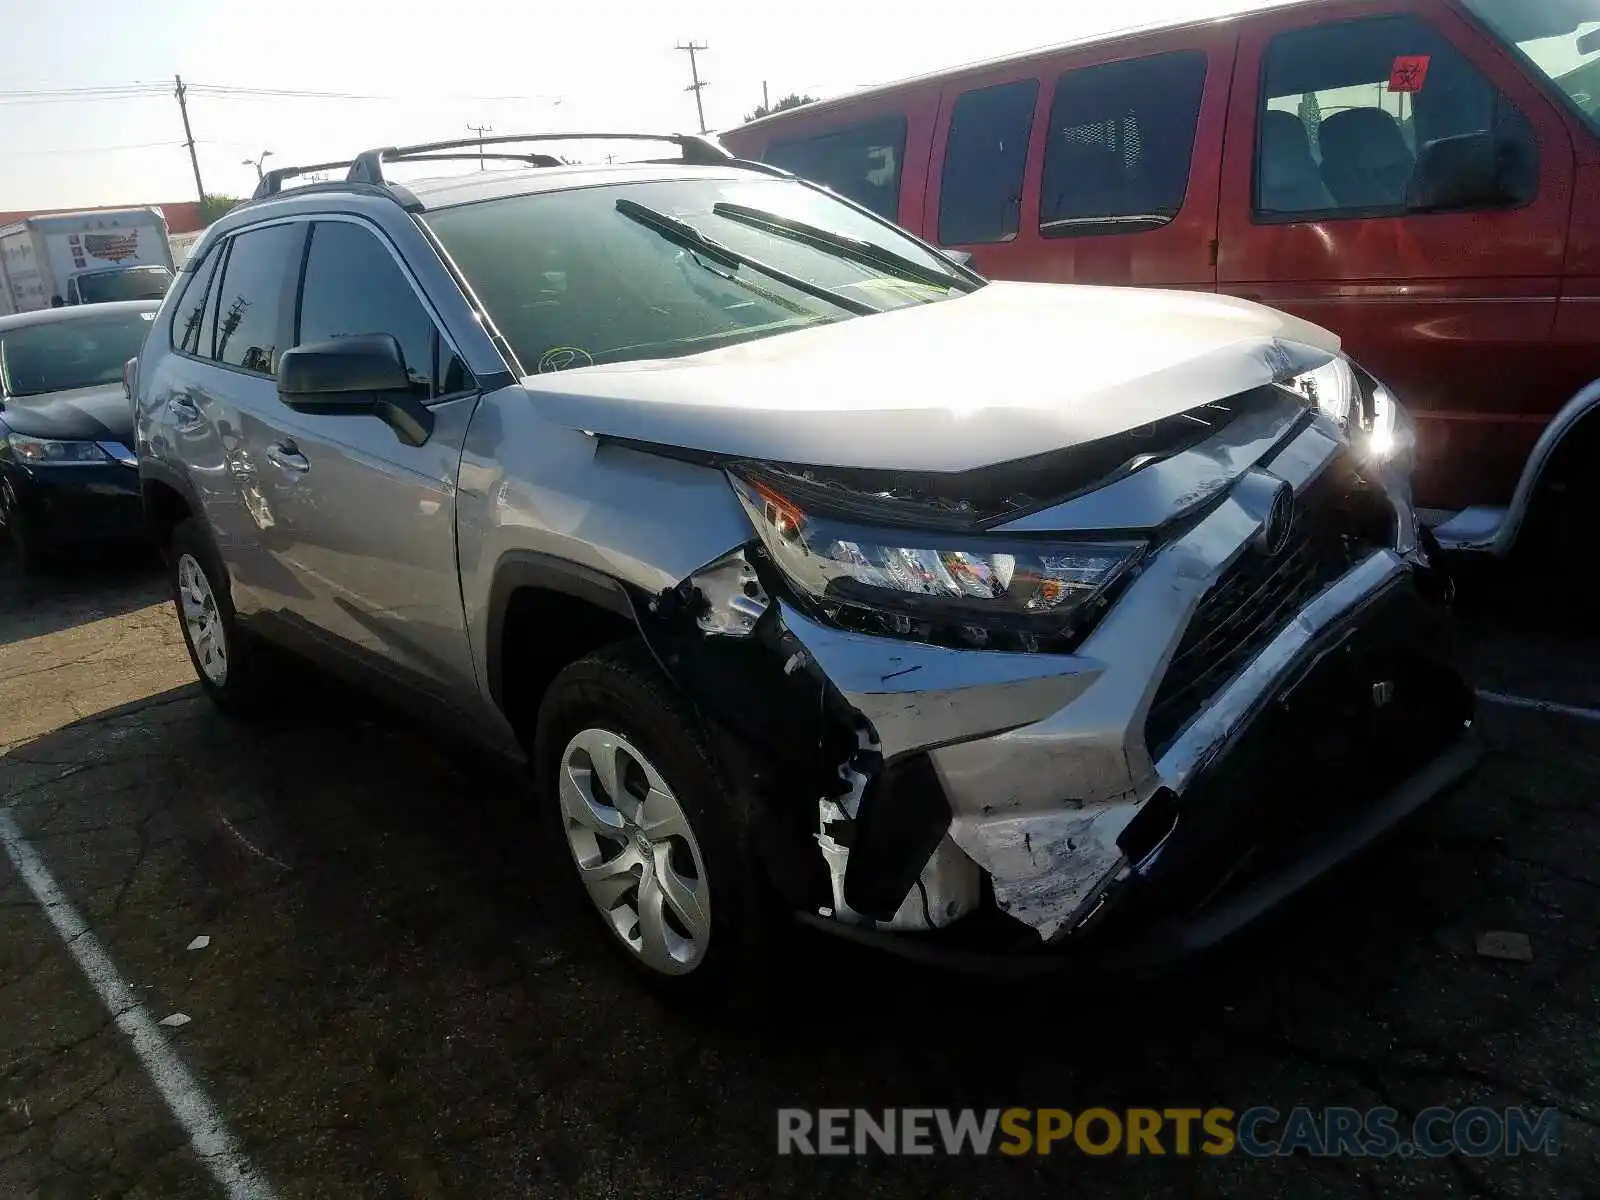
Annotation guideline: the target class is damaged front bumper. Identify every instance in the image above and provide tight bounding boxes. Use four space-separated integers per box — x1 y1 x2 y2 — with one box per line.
743 420 1477 971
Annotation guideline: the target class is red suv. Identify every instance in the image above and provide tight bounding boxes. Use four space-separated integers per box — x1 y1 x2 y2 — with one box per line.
722 0 1600 560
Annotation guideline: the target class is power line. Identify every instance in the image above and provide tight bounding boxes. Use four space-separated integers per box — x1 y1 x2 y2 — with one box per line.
675 41 710 135
6 141 183 157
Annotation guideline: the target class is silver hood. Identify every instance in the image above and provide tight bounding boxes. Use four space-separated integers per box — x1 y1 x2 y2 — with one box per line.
519 281 1341 472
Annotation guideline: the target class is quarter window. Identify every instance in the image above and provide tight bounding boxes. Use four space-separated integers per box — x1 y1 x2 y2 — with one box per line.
295 221 462 398
762 115 908 220
1256 15 1538 218
209 223 302 376
171 246 221 356
1038 51 1208 237
938 79 1039 246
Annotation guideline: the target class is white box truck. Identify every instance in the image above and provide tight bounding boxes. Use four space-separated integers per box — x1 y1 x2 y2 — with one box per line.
0 207 176 315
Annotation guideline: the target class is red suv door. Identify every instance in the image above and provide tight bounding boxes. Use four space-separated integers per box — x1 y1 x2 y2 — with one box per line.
1216 0 1576 511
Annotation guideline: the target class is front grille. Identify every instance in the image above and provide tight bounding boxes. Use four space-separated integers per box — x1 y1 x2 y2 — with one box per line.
1144 457 1388 757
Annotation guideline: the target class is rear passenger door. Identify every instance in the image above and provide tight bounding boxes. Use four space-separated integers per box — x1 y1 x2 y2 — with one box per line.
256 216 483 708
1216 1 1575 511
926 32 1234 287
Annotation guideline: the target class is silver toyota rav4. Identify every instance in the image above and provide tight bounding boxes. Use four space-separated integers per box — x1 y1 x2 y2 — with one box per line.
133 133 1478 998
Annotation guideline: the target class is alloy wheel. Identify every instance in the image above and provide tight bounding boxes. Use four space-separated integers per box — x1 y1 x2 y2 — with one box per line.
558 727 711 976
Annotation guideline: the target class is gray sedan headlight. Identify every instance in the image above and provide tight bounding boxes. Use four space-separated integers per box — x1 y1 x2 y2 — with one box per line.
730 466 1142 651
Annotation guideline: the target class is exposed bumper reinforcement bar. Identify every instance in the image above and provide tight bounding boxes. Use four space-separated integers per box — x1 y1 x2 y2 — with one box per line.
794 733 1480 978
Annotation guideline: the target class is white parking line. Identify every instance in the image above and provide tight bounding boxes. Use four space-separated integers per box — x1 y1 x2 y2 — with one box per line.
0 807 277 1200
1476 689 1600 725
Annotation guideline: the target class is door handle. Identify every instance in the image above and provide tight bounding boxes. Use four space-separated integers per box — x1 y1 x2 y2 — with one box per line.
167 394 202 426
265 440 310 474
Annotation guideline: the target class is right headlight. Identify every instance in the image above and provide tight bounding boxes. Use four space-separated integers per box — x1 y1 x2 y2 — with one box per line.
730 465 1143 651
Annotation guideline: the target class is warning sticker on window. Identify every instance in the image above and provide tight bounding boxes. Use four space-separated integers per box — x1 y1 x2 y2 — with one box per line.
1388 55 1431 93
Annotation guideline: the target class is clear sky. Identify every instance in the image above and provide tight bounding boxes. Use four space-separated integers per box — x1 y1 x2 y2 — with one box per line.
0 0 1274 211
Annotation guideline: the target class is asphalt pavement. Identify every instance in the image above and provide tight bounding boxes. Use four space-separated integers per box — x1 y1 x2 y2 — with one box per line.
0 557 1596 1199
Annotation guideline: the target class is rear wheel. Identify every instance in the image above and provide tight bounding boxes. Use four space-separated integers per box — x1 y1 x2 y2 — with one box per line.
533 641 776 1005
169 518 269 715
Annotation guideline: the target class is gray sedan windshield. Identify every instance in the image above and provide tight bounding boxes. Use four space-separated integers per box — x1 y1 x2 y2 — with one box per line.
425 177 973 374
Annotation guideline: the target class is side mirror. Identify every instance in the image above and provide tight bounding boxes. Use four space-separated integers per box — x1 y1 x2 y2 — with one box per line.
277 334 433 446
1406 131 1528 214
941 248 975 268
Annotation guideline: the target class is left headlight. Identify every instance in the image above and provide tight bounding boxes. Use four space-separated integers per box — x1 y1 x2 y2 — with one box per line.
730 466 1143 651
5 432 113 465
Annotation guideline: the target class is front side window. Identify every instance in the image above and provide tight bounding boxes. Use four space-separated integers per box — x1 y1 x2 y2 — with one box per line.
1257 14 1538 218
762 116 908 219
1039 51 1208 237
296 221 445 398
0 310 156 398
209 222 302 376
938 79 1039 246
426 176 973 377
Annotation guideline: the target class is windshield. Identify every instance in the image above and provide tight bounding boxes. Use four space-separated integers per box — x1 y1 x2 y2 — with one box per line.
0 310 154 398
75 267 174 303
1464 0 1600 131
424 176 974 374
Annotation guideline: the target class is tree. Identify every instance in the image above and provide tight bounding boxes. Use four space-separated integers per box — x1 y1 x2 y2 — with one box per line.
200 193 242 226
743 92 817 124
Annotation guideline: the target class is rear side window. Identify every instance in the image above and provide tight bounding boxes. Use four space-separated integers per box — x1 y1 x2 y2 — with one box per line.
938 79 1039 246
762 115 908 220
172 248 220 355
1038 51 1208 237
209 223 302 376
1257 14 1538 218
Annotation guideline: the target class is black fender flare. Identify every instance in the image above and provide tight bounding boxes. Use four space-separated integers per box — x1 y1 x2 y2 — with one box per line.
483 549 639 711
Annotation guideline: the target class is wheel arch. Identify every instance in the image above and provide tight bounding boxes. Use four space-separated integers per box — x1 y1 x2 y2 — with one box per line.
138 464 200 559
1495 378 1600 555
484 550 643 738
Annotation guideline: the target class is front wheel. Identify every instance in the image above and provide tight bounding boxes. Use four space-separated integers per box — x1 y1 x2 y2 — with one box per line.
533 641 776 1004
0 477 41 576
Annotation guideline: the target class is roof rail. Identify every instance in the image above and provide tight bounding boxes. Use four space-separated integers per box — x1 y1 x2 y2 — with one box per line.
345 132 734 187
252 159 358 200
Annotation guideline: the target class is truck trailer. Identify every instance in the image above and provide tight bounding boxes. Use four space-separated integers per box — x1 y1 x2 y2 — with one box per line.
0 207 175 315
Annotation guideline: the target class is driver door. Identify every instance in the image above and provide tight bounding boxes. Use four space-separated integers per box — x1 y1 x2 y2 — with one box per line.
250 216 483 708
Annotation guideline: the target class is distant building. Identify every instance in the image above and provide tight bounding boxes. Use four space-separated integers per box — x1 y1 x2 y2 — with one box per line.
0 201 206 234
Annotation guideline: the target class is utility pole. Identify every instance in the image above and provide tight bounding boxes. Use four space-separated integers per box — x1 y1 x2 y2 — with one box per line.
467 122 494 170
675 41 709 134
762 80 770 113
174 75 205 205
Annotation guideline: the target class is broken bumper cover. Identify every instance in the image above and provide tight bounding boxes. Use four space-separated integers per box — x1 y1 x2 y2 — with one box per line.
779 535 1476 971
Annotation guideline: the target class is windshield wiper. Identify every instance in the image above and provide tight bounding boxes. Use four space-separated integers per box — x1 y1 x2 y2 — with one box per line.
614 198 878 316
711 202 977 294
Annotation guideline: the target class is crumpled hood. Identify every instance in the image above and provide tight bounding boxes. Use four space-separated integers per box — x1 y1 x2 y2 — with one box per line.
0 383 132 443
521 281 1341 472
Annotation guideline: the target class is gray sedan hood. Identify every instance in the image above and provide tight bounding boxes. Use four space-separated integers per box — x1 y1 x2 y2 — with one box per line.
520 281 1341 472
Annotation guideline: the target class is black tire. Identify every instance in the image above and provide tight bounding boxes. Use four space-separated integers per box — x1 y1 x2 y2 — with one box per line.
168 518 270 716
533 640 777 1008
0 478 43 576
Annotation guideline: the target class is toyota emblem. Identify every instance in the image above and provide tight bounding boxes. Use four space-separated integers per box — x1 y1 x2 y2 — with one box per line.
1256 484 1296 558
